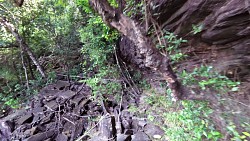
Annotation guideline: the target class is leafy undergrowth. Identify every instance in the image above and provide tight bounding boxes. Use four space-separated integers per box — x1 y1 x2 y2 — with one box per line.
150 97 220 140
125 30 250 140
132 86 221 141
128 64 249 141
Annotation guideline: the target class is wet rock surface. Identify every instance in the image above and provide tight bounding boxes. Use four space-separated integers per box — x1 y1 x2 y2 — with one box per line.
0 80 164 141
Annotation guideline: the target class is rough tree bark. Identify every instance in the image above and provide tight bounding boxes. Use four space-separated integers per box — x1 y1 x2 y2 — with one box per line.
90 0 183 100
1 18 46 78
118 0 249 100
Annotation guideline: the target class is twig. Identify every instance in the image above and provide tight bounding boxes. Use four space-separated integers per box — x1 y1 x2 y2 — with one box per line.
58 103 62 131
113 45 140 97
63 117 75 125
122 62 141 94
115 91 123 134
20 49 29 90
225 98 250 108
67 113 98 118
144 0 149 32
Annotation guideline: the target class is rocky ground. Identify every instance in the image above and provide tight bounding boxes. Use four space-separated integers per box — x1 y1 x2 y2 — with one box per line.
0 78 165 141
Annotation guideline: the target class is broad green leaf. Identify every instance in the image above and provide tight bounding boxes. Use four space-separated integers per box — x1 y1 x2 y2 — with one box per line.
242 132 250 137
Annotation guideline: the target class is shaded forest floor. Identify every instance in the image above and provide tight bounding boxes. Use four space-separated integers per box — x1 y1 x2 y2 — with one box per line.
0 36 250 141
0 69 249 141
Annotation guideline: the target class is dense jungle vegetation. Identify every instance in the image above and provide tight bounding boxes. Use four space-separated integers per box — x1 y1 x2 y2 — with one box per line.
0 0 249 140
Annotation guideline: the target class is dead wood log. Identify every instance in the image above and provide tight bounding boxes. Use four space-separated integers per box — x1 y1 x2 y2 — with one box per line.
90 0 183 100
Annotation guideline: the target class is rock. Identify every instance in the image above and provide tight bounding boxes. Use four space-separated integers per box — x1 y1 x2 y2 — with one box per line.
3 79 94 140
45 122 57 130
17 113 33 125
99 116 113 140
74 99 90 114
117 133 131 141
54 80 70 90
131 119 139 131
144 124 164 139
63 120 75 133
56 133 68 141
41 113 54 125
89 135 104 141
153 134 162 139
1 109 26 122
31 107 44 114
124 129 134 135
32 113 45 124
39 89 60 97
122 118 131 129
137 119 147 128
70 95 86 105
26 127 38 135
26 130 56 141
131 131 151 141
0 120 12 141
45 100 58 110
73 119 85 139
57 90 76 99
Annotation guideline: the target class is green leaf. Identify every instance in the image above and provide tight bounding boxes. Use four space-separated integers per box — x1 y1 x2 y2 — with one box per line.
211 131 221 136
240 135 246 139
231 87 239 91
203 131 207 137
242 132 250 137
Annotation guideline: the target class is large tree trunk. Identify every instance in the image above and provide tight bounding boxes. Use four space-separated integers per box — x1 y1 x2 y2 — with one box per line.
1 18 46 78
118 0 250 85
90 0 184 100
116 0 249 135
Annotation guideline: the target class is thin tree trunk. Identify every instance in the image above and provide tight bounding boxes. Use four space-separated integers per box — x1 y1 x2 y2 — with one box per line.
1 18 46 78
20 49 29 90
27 56 35 80
90 0 183 100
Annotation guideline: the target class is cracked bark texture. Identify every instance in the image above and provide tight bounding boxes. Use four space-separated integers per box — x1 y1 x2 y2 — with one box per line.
90 0 183 100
